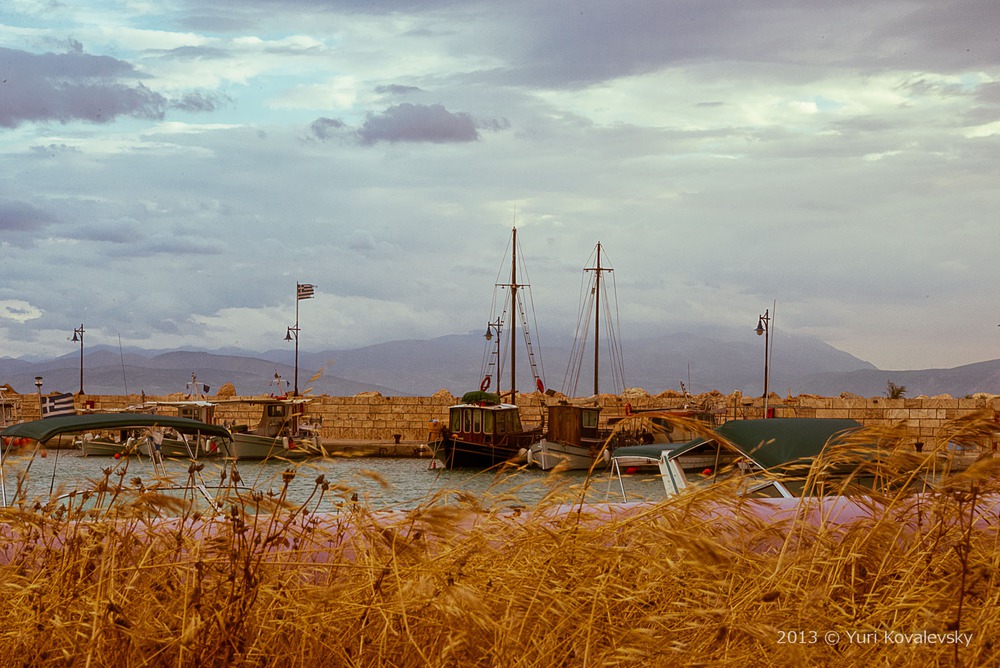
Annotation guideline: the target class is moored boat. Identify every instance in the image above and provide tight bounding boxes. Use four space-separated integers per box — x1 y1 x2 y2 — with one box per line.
428 225 547 469
527 403 608 470
429 391 543 469
0 412 241 509
528 241 622 470
612 417 878 501
225 396 321 461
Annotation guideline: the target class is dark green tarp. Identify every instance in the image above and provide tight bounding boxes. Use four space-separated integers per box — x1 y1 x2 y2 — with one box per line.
1 413 233 444
662 418 863 470
611 439 711 461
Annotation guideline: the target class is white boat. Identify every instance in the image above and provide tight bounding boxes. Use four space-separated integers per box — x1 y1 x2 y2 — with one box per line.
141 375 225 459
527 242 621 470
1 412 242 510
527 403 608 470
611 418 870 502
225 393 321 461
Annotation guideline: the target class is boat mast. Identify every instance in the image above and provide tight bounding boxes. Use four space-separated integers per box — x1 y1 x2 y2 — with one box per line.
593 242 601 395
584 242 613 396
509 226 518 402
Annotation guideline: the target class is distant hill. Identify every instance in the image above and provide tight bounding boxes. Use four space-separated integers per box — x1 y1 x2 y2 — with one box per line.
1 329 997 398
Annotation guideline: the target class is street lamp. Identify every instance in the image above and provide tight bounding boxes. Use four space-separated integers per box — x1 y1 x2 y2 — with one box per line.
755 310 770 417
484 317 502 396
34 377 43 416
71 324 84 394
285 324 300 396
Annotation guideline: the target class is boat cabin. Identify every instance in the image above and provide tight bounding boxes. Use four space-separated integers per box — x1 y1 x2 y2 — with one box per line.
255 402 298 437
177 402 215 424
449 403 524 443
546 404 602 448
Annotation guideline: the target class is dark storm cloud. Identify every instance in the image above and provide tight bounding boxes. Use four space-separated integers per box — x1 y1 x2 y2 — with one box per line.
170 91 229 113
374 84 423 95
0 199 56 232
0 47 167 128
309 116 346 140
357 103 478 144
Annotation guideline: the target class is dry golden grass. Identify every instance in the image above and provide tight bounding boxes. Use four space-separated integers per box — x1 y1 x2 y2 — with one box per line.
1 414 999 665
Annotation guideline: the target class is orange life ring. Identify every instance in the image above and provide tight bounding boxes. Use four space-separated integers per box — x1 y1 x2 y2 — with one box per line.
535 378 545 393
480 376 491 392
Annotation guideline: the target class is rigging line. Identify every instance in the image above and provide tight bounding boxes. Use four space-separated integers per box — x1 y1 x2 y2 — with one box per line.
564 268 596 395
563 265 592 392
607 270 627 391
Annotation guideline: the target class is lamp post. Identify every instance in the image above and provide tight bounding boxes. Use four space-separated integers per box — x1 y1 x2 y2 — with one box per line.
34 376 43 417
285 324 300 396
755 309 770 417
71 324 84 394
484 317 502 397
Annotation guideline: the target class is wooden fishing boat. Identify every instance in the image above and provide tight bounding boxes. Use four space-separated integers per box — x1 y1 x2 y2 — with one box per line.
428 226 546 469
528 242 622 470
429 391 543 469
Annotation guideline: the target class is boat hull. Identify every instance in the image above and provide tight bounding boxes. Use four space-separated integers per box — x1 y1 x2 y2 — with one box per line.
231 433 316 461
527 439 610 471
429 431 541 469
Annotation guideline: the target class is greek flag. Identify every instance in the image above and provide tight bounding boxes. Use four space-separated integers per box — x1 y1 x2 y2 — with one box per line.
297 283 315 300
41 392 76 418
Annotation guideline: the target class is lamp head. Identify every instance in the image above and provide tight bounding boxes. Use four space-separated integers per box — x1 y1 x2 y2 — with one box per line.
484 326 493 341
755 318 765 336
284 328 294 342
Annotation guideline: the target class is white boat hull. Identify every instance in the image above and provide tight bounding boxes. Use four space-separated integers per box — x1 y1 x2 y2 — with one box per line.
527 439 610 471
231 433 316 461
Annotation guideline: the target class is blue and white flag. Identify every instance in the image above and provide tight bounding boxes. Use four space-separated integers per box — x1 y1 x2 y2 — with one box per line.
41 392 76 418
297 283 315 300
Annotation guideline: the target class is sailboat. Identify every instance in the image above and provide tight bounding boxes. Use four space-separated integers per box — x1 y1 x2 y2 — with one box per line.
527 241 625 470
428 226 546 469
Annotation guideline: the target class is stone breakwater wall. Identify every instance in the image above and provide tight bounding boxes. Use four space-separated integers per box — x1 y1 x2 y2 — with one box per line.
8 390 1000 446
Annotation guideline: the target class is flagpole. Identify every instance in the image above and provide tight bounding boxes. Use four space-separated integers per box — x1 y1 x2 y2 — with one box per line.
288 283 314 397
294 283 301 396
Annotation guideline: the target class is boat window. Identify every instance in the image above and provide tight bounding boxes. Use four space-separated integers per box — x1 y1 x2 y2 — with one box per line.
267 405 287 418
473 409 482 433
496 411 508 434
582 410 599 428
510 410 522 431
450 410 462 432
463 408 473 433
483 410 494 434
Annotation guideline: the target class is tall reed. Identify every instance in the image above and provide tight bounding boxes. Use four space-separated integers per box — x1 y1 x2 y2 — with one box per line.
0 413 998 665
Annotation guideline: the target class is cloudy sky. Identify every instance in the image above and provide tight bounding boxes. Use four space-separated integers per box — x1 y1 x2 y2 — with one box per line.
2 0 999 372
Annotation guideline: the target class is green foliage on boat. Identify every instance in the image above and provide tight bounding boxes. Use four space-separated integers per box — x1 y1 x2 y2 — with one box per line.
460 391 501 405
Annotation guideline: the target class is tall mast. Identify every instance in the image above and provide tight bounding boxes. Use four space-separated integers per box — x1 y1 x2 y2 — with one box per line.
509 226 518 401
593 242 601 395
584 242 612 396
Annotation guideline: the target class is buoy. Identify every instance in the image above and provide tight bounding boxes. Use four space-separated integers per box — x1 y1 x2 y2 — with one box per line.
114 453 121 460
702 468 712 476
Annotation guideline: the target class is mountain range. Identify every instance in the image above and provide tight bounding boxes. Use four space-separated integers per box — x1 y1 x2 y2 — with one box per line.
2 328 999 399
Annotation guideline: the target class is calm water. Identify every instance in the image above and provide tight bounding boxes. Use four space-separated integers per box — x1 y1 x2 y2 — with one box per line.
0 450 645 511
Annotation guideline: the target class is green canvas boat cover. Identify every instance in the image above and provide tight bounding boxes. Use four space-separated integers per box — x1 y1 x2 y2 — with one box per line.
663 418 863 471
611 439 710 461
1 413 233 444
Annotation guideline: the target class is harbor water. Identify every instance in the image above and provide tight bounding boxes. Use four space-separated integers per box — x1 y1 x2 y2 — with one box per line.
0 449 649 511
